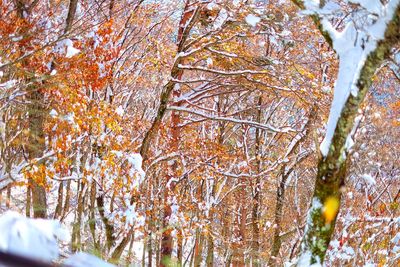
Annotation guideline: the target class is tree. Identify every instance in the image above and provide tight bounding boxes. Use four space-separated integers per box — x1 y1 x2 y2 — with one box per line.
293 0 400 265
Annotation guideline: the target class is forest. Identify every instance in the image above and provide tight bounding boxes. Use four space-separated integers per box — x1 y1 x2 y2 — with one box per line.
0 0 399 266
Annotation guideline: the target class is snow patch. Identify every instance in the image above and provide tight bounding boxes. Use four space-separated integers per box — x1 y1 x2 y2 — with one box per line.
245 14 261 26
361 173 376 186
0 211 69 262
64 252 114 267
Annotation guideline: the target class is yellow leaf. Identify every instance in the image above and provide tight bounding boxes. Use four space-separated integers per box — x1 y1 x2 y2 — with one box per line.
323 196 340 224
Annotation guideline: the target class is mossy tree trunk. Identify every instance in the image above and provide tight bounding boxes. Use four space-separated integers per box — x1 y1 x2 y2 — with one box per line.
297 5 400 265
27 85 48 218
14 0 48 218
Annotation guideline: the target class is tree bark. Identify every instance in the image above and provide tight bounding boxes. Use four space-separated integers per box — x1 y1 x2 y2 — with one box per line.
251 96 262 267
27 87 47 218
297 5 400 265
54 182 64 219
193 229 204 267
160 2 199 265
26 185 31 217
61 180 71 220
97 193 115 251
110 230 134 263
139 0 200 163
64 0 78 34
89 180 100 253
268 166 288 266
72 181 85 252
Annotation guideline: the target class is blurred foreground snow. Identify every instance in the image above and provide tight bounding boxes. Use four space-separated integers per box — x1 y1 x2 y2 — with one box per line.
0 211 114 267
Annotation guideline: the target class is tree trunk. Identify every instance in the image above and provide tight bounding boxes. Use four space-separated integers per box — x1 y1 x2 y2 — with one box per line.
6 184 11 208
297 5 400 265
64 0 78 34
205 227 214 267
147 230 152 267
160 3 195 261
61 180 71 220
89 180 100 253
193 229 204 267
110 230 134 263
177 230 183 266
54 182 64 219
160 107 180 265
72 181 85 252
97 193 115 251
139 0 200 163
232 199 246 267
28 88 47 218
252 96 262 267
268 166 288 266
26 185 31 217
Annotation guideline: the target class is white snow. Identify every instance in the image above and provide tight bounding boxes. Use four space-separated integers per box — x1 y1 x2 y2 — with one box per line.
350 0 383 14
0 211 69 261
307 0 400 156
115 105 125 116
361 173 376 186
214 8 228 29
64 252 115 267
206 2 217 10
56 39 81 58
0 211 115 266
11 36 23 42
206 57 213 67
0 79 17 89
49 109 58 118
297 251 322 267
245 14 261 26
66 45 80 58
127 153 145 181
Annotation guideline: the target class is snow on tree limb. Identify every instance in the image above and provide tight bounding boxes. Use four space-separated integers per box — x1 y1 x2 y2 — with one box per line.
294 0 400 266
168 105 297 133
301 0 400 156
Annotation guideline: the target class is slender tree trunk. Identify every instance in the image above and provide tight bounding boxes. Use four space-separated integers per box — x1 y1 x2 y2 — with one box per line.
54 182 64 219
127 233 135 263
6 184 11 208
177 230 183 266
232 199 246 267
61 180 71 220
142 5 200 264
27 86 47 218
160 7 190 261
193 229 204 267
147 231 152 267
54 0 78 220
205 180 217 267
139 0 199 163
110 230 134 263
268 166 288 266
156 235 160 267
252 96 262 267
72 181 85 252
160 92 180 265
97 193 115 251
64 0 78 34
205 225 214 267
89 180 100 252
26 185 31 217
